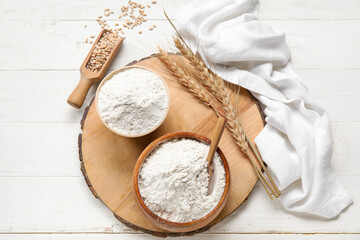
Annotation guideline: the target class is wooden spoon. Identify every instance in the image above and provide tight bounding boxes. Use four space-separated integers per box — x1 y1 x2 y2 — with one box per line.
67 29 124 109
207 116 227 195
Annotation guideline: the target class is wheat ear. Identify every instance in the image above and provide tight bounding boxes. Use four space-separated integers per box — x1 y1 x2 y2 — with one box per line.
173 38 250 154
157 48 220 114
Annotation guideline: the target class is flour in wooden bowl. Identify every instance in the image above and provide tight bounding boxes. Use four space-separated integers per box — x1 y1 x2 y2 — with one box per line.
97 67 169 136
138 138 226 223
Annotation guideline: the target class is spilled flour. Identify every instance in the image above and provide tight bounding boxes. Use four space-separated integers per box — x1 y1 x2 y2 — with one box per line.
97 67 168 136
139 138 226 222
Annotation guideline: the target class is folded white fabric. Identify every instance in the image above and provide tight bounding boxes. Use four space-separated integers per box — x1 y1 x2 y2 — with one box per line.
177 0 352 218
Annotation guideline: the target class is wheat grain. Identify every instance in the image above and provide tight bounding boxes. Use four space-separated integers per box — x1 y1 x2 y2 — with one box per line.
85 31 122 72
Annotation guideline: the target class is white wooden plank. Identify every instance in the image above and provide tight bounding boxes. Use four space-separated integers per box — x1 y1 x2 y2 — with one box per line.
0 122 359 176
0 20 359 71
266 20 360 71
299 70 360 122
0 71 95 123
1 70 359 123
331 122 360 176
0 176 358 233
1 0 359 21
0 234 359 240
0 0 181 21
0 123 81 177
0 20 174 71
259 0 360 20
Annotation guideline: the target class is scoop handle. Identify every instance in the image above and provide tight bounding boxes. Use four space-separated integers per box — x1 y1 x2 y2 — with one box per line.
207 116 227 195
207 117 227 167
67 74 94 109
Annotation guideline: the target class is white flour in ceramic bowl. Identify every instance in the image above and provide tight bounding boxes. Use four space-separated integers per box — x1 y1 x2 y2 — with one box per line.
138 138 226 223
97 67 169 137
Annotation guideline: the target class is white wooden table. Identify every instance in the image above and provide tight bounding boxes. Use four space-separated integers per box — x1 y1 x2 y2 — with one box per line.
0 0 359 239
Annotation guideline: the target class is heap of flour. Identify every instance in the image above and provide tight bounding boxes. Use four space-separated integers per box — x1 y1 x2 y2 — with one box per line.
139 138 226 222
97 68 168 136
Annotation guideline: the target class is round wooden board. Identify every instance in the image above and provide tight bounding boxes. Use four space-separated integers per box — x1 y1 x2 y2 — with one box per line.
79 54 264 237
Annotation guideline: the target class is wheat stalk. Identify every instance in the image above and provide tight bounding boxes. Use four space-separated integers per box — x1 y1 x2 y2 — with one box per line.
163 10 280 197
161 11 281 197
158 48 277 199
158 50 278 199
173 37 280 197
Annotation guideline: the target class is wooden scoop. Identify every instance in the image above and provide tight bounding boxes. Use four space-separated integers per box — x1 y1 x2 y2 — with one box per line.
207 116 227 195
67 29 124 109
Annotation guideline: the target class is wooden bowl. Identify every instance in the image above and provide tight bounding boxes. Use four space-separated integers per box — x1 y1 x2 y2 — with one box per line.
133 132 231 233
95 65 170 138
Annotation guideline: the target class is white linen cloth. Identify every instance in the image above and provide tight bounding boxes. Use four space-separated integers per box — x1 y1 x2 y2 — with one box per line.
177 0 352 218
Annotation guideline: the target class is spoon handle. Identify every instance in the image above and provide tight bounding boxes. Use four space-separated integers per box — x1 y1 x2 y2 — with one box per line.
207 117 227 195
207 117 227 167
